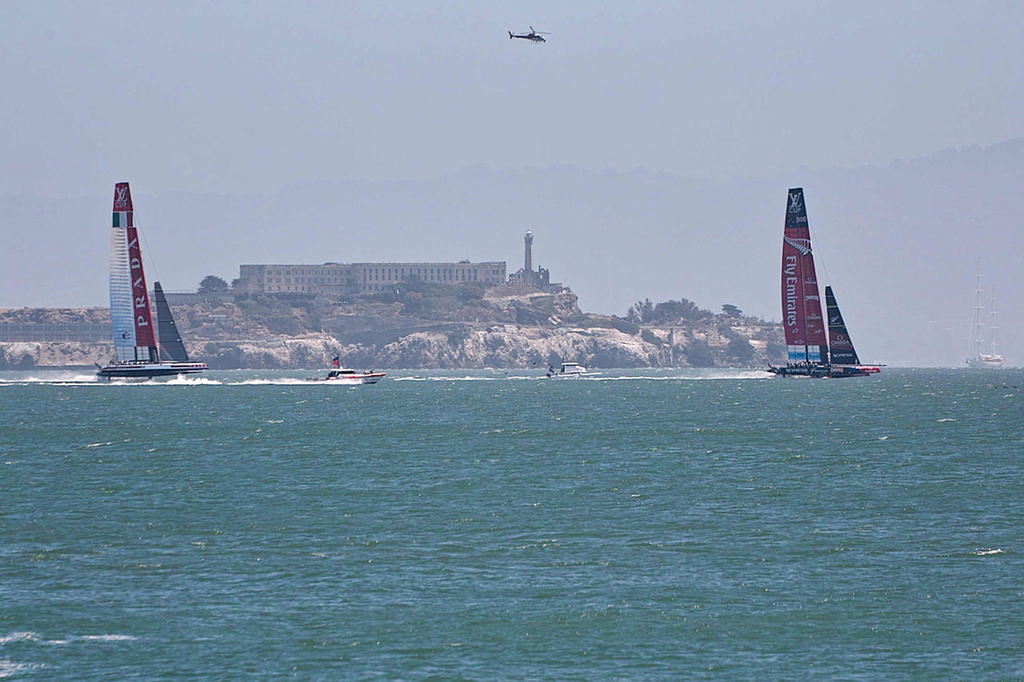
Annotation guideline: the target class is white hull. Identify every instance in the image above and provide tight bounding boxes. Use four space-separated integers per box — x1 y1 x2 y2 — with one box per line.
546 362 590 377
967 355 1005 369
309 369 386 384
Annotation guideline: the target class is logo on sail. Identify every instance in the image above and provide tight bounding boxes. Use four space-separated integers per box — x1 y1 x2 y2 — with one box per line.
783 236 812 256
788 191 803 214
114 185 129 211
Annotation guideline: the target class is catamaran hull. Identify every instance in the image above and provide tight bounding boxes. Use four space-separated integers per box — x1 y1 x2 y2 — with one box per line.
828 365 881 378
768 364 830 378
768 364 880 378
97 362 209 379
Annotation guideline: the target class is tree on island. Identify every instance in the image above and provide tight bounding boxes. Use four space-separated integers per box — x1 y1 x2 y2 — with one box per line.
198 275 229 295
198 275 229 302
626 298 655 324
627 297 711 325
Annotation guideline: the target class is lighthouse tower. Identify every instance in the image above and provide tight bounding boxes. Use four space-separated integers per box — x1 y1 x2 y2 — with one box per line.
509 230 552 290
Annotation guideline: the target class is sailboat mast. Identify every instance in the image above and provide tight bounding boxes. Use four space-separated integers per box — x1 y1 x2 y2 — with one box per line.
988 290 999 357
969 260 985 359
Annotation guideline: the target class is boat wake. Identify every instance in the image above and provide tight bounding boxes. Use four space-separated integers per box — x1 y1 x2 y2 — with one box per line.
0 372 104 385
3 369 772 385
391 370 770 381
164 375 223 385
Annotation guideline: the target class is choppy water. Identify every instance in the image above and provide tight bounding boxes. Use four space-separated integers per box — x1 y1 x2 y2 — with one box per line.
2 368 1022 680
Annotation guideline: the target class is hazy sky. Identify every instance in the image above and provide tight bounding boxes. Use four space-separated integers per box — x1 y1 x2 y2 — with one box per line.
3 1 1023 368
3 0 1022 196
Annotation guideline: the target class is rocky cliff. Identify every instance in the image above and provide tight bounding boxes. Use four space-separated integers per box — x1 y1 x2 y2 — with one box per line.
1 287 786 370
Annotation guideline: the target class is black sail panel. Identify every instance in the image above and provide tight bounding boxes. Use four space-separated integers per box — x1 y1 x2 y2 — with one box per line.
154 282 190 362
825 286 860 365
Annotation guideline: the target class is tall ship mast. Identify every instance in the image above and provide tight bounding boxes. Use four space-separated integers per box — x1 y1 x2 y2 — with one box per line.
966 261 1005 369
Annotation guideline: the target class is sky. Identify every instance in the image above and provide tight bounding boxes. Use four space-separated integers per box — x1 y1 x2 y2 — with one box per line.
3 0 1021 195
2 1 1023 366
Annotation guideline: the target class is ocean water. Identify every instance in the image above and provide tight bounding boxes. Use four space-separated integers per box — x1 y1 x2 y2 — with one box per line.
1 368 1022 680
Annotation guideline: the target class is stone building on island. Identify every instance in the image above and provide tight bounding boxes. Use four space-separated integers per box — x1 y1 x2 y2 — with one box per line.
237 261 507 296
507 231 562 292
235 231 561 298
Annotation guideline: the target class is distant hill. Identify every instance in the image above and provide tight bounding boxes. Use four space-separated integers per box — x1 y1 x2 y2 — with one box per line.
3 138 1022 367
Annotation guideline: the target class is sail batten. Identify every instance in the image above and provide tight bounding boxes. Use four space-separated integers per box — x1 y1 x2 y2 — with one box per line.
109 216 136 362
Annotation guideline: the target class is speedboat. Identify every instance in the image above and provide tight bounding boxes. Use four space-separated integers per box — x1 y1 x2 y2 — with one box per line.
546 362 589 377
309 368 386 384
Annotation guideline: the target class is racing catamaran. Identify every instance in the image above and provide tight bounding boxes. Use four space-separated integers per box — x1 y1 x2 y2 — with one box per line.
768 188 880 378
97 182 207 379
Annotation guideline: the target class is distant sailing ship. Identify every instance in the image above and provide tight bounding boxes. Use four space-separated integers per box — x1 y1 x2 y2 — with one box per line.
96 182 208 379
966 261 1005 369
767 188 880 378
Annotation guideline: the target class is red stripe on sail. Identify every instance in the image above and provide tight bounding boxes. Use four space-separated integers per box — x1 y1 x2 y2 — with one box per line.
780 188 826 349
126 227 156 347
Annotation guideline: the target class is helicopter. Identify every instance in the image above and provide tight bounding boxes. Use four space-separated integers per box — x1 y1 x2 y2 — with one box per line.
509 26 549 43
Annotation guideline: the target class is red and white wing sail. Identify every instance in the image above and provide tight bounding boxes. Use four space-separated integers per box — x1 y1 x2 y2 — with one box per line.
109 182 157 362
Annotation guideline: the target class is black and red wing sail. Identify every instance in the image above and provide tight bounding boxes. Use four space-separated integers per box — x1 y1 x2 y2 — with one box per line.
780 188 828 364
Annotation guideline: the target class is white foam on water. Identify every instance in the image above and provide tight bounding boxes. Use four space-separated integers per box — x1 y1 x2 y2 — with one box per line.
0 373 100 384
0 631 137 647
226 378 308 385
164 375 221 385
78 634 137 642
0 658 42 678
